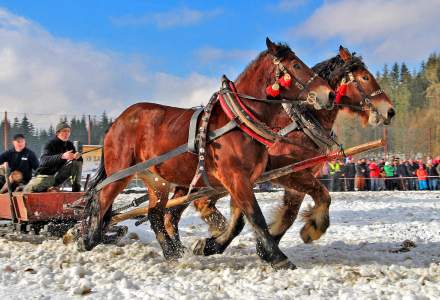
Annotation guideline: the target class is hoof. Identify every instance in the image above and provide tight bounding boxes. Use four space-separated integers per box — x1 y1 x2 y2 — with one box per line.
62 229 77 245
171 240 187 257
76 236 97 252
191 237 224 256
160 237 185 261
103 225 128 244
163 246 184 261
192 239 206 256
62 226 81 245
271 259 297 270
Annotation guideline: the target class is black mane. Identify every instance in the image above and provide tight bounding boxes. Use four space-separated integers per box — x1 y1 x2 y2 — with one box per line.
312 54 365 88
270 42 293 58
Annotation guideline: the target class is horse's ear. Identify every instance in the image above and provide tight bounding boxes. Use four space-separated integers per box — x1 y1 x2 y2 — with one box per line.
339 45 352 62
266 37 278 55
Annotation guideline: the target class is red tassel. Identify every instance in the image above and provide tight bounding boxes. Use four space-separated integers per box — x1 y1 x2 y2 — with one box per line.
266 82 280 97
335 84 347 104
279 73 292 88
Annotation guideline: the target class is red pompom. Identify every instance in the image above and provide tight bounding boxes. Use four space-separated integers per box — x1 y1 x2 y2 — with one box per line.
266 82 280 97
279 73 292 88
335 83 347 104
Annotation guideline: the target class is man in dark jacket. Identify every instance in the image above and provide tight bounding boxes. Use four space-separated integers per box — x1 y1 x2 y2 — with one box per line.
24 122 83 192
396 159 409 190
343 157 356 191
427 160 439 190
355 158 368 191
0 134 39 192
405 160 416 190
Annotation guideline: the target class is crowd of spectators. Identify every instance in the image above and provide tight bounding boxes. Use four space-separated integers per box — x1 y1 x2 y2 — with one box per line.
319 156 440 192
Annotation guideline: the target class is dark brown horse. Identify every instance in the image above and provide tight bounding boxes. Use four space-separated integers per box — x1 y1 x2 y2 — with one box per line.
164 46 396 260
73 38 334 269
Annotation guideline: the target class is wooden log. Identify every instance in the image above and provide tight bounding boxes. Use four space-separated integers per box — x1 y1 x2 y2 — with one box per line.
110 139 384 224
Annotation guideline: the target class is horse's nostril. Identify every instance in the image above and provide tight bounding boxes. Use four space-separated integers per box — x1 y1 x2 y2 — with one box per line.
329 91 335 102
388 107 396 119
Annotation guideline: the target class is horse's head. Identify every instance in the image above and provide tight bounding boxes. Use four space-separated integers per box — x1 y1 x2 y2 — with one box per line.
265 38 334 110
333 46 395 126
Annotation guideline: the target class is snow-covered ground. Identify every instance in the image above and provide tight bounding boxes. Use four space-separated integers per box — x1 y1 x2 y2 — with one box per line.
1 191 440 299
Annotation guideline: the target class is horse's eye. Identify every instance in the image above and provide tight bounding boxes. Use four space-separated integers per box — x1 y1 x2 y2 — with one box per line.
293 63 301 69
362 75 369 81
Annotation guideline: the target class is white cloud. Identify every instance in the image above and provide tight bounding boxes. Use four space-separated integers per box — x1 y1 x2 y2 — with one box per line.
293 0 440 63
0 8 218 128
194 47 258 64
110 7 223 29
192 47 259 79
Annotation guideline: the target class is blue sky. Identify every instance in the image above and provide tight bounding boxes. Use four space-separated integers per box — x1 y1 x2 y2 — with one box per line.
0 0 438 123
0 0 328 76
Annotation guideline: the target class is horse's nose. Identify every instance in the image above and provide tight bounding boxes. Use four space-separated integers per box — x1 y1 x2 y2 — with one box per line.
384 107 396 125
325 91 335 110
387 107 396 120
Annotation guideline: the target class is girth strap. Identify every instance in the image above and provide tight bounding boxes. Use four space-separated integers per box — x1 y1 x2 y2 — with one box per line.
188 107 205 154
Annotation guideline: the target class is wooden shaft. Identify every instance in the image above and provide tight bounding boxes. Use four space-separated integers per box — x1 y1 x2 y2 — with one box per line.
110 139 384 224
3 111 8 151
87 115 91 145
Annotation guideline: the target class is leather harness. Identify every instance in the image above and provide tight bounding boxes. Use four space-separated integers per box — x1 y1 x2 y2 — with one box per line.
95 68 335 192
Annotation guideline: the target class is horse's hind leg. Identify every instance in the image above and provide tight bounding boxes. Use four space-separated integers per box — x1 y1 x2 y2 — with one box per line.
192 200 244 256
275 172 331 243
164 188 228 249
193 195 228 237
164 187 190 250
78 177 132 251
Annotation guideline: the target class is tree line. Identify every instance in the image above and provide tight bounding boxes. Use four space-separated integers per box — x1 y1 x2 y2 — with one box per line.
0 112 111 155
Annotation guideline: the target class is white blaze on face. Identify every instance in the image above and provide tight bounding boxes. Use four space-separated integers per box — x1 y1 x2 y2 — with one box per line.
368 110 382 127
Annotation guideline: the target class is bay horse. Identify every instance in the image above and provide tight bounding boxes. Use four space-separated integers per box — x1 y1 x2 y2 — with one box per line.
74 38 334 269
164 46 396 261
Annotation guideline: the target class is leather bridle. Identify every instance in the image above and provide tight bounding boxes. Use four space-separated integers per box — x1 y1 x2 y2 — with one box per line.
271 55 328 110
336 72 385 115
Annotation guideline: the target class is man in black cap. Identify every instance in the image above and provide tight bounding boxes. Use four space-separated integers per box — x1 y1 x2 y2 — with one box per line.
0 134 39 192
24 122 83 192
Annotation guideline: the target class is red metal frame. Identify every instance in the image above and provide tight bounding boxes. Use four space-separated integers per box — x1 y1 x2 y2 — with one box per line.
0 192 84 222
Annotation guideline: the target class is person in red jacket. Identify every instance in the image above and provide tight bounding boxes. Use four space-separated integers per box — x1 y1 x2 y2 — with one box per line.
369 159 380 191
416 164 428 190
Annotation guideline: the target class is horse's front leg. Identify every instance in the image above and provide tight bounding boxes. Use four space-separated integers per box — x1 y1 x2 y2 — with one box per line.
256 187 305 261
274 171 331 243
223 174 296 269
